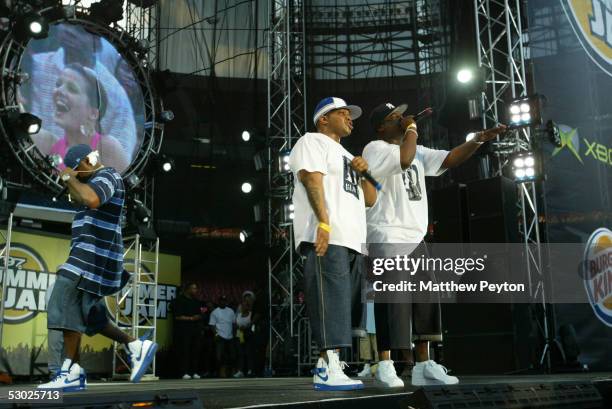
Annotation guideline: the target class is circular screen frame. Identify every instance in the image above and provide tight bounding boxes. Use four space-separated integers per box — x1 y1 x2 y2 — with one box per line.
0 8 163 193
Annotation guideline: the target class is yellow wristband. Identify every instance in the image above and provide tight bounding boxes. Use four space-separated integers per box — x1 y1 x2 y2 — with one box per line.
318 222 332 233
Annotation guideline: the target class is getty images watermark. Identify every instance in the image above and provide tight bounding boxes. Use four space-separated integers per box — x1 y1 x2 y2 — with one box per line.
363 243 605 304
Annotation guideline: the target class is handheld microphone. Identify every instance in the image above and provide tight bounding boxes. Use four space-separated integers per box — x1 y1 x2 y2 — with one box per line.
410 107 434 122
361 171 382 191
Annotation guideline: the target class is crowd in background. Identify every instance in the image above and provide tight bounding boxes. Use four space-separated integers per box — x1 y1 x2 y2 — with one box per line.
172 283 267 379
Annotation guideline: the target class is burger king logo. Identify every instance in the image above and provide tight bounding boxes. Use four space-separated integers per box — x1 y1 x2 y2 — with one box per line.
562 0 612 77
583 228 612 327
0 243 51 324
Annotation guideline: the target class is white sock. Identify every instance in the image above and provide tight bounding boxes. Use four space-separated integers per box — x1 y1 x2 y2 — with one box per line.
61 359 72 371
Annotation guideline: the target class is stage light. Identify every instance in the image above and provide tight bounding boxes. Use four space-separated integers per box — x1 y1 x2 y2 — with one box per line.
456 68 473 84
242 130 251 142
130 199 151 225
10 113 41 136
281 200 295 223
465 132 476 142
161 157 174 172
511 151 537 183
126 173 141 189
14 12 49 41
241 182 252 193
239 230 249 242
160 110 174 123
507 96 542 128
278 150 291 173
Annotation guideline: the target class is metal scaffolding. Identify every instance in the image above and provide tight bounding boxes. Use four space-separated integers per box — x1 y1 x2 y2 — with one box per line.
125 0 161 70
0 213 14 360
112 234 160 380
266 0 307 372
474 0 549 370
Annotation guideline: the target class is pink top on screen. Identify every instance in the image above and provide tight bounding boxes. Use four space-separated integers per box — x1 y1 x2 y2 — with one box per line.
50 132 102 170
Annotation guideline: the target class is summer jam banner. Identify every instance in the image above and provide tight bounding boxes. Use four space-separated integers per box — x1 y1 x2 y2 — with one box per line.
528 0 612 370
0 230 181 376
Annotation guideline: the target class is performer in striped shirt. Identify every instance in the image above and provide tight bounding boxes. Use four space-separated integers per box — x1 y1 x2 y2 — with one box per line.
39 144 157 391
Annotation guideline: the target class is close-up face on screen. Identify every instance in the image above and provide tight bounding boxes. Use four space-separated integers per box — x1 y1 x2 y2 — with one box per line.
18 23 145 174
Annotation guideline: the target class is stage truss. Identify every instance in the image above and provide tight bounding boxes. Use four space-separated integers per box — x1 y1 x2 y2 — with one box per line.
266 0 307 372
474 0 549 369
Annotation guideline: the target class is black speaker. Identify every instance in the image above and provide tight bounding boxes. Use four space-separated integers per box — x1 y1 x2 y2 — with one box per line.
439 177 534 374
466 176 519 243
431 183 469 243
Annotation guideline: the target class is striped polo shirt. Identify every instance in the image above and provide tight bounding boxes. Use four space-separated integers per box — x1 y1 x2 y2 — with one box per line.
60 167 126 297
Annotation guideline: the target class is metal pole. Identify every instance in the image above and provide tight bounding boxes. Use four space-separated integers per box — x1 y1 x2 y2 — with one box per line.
0 213 14 353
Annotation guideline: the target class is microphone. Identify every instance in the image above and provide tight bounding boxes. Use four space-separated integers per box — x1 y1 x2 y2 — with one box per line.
361 171 382 191
410 107 434 122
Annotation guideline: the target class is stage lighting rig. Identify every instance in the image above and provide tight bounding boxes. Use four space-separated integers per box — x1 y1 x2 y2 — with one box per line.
507 95 542 129
241 182 252 194
14 12 49 41
5 112 42 138
511 151 538 183
278 149 291 173
159 110 174 123
281 200 294 224
129 198 151 225
239 229 250 243
242 130 251 142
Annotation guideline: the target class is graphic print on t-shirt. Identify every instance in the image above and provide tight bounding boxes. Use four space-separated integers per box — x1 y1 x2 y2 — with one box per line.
343 156 360 199
401 164 422 201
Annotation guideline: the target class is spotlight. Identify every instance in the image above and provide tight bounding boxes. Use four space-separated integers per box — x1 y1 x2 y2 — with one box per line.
242 130 251 142
241 182 252 193
546 120 561 147
160 155 174 173
126 173 141 189
511 151 537 183
129 198 151 225
160 110 174 123
278 150 291 173
507 95 542 128
281 200 295 223
9 112 41 137
239 230 249 243
14 12 49 41
456 69 473 84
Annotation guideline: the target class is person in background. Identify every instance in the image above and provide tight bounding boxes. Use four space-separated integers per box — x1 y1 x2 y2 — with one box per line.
234 294 254 378
209 296 236 377
173 282 203 380
200 300 216 377
357 294 378 379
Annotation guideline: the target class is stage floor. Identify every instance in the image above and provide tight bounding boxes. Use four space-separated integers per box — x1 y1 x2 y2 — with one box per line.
1 373 611 408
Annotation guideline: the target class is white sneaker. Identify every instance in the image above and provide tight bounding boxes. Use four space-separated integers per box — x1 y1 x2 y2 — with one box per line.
182 374 192 380
375 360 404 388
128 339 158 383
192 373 201 379
411 360 459 386
357 363 372 378
312 350 363 391
38 360 86 392
232 370 245 378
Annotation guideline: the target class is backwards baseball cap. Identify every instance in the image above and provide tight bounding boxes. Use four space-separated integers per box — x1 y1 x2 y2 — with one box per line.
313 97 362 126
64 144 93 169
369 102 408 132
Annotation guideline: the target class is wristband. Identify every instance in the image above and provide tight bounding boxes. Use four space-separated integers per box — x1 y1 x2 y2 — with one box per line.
318 222 332 233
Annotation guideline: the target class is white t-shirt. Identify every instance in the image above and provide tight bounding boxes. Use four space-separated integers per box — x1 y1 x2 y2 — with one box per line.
209 307 236 340
236 311 252 328
363 140 449 244
290 132 367 254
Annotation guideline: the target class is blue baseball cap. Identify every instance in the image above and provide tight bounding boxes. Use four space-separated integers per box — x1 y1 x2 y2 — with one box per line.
64 144 93 169
313 97 362 126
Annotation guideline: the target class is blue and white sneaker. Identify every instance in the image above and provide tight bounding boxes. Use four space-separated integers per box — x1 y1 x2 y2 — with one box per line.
128 339 158 382
38 360 86 392
312 350 363 391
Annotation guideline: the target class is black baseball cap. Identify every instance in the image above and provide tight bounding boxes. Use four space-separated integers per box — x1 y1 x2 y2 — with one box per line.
369 102 408 132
